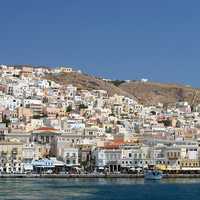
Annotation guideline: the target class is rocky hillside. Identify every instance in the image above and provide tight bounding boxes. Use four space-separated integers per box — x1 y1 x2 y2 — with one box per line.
45 72 200 106
5 65 200 105
45 72 134 98
119 81 200 106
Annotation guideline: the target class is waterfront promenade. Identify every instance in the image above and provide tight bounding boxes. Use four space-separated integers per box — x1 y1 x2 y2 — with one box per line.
2 173 200 179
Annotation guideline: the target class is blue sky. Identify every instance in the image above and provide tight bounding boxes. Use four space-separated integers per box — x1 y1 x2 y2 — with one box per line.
0 0 200 86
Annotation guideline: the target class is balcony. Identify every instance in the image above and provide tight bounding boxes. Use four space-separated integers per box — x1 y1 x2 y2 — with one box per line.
12 149 18 155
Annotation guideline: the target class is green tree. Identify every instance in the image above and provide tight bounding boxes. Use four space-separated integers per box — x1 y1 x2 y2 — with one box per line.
66 105 72 113
2 115 11 127
79 104 88 110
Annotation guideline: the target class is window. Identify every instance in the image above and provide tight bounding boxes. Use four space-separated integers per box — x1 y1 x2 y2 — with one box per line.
134 154 137 159
129 153 132 158
89 132 93 135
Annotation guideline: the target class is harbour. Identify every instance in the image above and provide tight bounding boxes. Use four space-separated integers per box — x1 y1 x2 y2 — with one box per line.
1 0 200 199
0 178 200 200
1 173 200 179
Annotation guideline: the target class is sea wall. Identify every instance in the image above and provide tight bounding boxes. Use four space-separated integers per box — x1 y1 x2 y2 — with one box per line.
1 173 200 178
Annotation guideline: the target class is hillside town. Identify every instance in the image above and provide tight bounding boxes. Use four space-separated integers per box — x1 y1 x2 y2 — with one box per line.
0 64 200 175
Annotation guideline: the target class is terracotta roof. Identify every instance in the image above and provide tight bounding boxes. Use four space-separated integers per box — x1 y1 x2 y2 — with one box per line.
35 127 58 132
104 139 124 149
104 145 120 149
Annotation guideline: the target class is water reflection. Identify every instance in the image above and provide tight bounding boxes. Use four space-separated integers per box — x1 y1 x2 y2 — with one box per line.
161 178 200 184
0 178 200 200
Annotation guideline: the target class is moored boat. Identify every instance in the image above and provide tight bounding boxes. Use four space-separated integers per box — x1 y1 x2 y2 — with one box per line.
144 170 163 180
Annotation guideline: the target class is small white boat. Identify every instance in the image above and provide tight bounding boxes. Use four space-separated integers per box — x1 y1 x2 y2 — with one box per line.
144 170 163 180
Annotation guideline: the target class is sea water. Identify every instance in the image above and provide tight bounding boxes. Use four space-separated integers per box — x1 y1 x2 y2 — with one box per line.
0 178 199 200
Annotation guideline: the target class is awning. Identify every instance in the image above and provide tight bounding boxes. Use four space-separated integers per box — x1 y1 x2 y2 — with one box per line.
24 164 33 171
54 161 66 167
98 167 104 170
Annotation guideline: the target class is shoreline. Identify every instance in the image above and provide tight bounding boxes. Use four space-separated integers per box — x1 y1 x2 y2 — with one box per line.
1 174 200 179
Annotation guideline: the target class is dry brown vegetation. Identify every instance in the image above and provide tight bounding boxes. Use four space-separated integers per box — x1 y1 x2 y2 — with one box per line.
45 72 133 98
120 81 200 105
45 72 200 106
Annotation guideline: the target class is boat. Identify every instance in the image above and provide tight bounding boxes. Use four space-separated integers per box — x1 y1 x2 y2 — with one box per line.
144 134 163 180
144 169 163 180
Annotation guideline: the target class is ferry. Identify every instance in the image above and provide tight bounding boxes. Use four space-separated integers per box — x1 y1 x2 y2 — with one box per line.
144 170 163 180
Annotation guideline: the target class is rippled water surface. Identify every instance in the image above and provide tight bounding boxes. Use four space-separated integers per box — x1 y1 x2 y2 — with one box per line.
0 178 200 200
